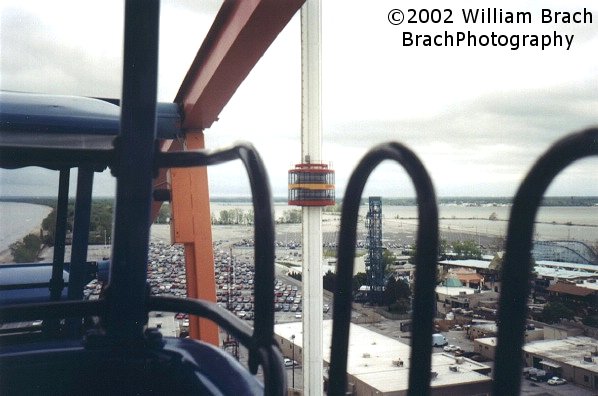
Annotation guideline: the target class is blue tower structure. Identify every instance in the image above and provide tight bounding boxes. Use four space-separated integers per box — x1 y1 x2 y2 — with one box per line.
365 196 384 304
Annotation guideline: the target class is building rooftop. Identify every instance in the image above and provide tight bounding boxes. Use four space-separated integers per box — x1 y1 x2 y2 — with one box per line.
578 280 598 291
275 320 491 393
524 336 598 374
546 282 596 297
435 285 481 296
536 260 598 274
534 266 597 281
439 259 492 270
478 336 598 374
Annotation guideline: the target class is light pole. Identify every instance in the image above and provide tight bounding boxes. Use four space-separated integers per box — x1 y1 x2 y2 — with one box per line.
291 334 296 388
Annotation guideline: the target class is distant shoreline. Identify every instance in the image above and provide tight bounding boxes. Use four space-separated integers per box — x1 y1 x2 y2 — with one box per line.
0 203 52 263
1 196 598 207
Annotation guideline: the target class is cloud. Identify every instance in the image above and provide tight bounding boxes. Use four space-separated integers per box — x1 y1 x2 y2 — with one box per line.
0 1 596 199
323 77 598 197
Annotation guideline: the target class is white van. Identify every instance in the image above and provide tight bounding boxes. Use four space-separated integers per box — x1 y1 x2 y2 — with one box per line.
432 333 447 347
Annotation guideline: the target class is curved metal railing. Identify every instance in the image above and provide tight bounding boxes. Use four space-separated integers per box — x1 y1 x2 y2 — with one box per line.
158 142 282 395
493 127 598 395
0 142 284 396
328 142 438 396
3 129 596 395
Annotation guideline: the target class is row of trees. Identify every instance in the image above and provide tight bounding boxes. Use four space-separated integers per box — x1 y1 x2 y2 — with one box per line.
211 209 254 225
10 233 43 263
277 209 302 224
10 199 117 262
384 277 411 313
40 199 114 247
409 239 483 263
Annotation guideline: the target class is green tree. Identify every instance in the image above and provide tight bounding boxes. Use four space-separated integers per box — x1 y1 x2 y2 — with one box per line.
542 302 574 324
10 233 42 262
323 270 336 292
352 272 367 292
289 271 302 281
243 210 254 225
384 276 398 307
451 240 482 259
439 239 450 259
323 203 342 213
278 209 302 224
40 199 114 246
382 249 395 267
582 315 598 328
407 243 417 264
388 299 411 314
154 203 171 224
218 209 232 224
383 277 411 308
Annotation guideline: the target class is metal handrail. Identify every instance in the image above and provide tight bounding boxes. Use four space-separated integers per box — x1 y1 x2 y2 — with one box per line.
493 128 598 395
328 142 438 396
157 142 281 395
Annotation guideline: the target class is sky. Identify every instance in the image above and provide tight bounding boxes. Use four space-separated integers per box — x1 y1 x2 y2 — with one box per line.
1 0 597 199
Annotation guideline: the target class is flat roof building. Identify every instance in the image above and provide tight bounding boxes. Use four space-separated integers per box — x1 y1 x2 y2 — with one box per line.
524 336 598 391
275 320 491 395
475 336 598 391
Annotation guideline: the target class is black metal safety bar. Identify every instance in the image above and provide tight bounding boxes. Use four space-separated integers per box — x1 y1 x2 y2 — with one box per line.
0 296 253 353
157 142 283 395
1 0 283 394
328 142 438 396
493 127 598 395
0 142 284 395
49 169 70 301
104 0 161 345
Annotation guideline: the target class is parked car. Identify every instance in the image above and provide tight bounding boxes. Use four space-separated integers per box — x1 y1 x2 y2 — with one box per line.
527 368 548 382
432 333 448 347
284 358 298 367
443 344 461 352
547 377 567 386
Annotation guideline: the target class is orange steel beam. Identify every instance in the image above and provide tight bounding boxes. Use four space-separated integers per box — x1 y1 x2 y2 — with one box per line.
175 0 305 129
169 131 219 345
151 0 304 345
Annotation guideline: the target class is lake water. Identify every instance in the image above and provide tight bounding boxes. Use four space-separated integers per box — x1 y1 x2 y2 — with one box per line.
0 202 52 252
0 201 596 253
210 202 598 243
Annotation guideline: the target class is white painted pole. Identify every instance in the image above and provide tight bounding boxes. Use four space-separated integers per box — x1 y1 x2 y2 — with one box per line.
301 0 323 395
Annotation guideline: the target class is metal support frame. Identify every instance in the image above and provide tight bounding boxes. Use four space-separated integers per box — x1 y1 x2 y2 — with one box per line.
158 142 283 395
169 131 219 345
147 0 304 350
329 142 438 396
67 168 94 301
366 196 384 305
301 1 324 394
175 0 305 130
65 167 94 336
49 169 70 301
105 0 161 344
292 334 296 389
1 0 305 393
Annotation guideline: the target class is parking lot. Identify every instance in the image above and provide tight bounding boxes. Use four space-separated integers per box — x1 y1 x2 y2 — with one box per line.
520 377 597 395
138 229 597 395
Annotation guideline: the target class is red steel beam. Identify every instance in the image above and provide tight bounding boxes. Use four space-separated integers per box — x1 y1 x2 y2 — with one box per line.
175 0 305 130
152 0 304 218
150 1 304 345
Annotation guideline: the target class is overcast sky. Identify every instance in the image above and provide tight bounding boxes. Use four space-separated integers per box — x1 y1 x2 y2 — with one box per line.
1 0 597 199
